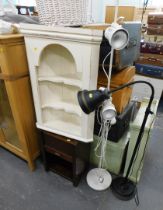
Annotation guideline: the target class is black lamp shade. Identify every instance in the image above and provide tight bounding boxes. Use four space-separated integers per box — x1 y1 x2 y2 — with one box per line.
77 89 109 114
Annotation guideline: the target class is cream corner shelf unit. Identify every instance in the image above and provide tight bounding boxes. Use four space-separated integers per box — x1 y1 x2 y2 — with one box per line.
21 24 103 142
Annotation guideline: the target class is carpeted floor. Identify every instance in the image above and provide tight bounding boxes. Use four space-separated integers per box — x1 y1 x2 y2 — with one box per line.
0 99 162 210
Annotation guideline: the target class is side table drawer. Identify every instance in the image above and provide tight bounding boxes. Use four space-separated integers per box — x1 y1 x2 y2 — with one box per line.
44 145 73 163
43 132 76 157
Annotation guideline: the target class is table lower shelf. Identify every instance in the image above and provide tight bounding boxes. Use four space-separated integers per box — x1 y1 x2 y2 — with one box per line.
46 153 73 181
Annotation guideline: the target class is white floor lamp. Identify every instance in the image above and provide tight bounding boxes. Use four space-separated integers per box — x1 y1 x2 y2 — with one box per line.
86 21 129 191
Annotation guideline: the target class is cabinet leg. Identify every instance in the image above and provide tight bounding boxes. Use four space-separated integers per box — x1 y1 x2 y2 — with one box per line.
73 162 81 187
44 163 49 171
73 177 80 187
39 130 49 171
28 160 35 171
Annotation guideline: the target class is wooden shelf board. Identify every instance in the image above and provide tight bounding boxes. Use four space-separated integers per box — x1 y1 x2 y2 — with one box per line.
38 76 82 88
41 102 82 117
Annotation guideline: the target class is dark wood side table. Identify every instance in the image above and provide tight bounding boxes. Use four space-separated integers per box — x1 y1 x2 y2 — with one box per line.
40 130 91 186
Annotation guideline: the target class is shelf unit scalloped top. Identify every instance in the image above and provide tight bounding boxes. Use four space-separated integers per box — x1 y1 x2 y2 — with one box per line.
20 24 103 44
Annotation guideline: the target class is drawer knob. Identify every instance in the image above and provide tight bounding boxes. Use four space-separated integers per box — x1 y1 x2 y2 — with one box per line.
67 139 71 142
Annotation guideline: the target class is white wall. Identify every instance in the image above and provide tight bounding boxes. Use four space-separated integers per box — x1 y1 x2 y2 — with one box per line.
91 0 103 22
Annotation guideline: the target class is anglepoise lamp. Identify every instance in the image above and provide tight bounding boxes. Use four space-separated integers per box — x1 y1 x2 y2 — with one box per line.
77 80 154 200
80 23 129 191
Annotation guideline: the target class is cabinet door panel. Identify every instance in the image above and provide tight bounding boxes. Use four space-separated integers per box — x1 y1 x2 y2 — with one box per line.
0 80 21 149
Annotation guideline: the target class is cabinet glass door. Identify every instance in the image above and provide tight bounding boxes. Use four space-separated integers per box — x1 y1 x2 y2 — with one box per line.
0 80 21 149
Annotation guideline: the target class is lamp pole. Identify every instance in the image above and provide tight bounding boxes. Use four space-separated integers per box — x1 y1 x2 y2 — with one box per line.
108 80 154 200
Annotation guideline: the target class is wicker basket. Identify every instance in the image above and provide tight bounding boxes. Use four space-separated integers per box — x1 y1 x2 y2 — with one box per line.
36 0 92 26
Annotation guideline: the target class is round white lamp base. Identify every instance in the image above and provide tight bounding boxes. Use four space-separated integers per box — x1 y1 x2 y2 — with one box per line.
86 168 112 191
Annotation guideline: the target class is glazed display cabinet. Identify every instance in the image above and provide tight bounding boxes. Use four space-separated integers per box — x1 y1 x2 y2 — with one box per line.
0 34 39 170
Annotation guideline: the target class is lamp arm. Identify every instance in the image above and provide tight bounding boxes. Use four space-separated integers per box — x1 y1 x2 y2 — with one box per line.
107 80 154 105
106 80 155 180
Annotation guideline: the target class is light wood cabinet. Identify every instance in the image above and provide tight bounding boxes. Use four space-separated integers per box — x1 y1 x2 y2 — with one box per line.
0 34 39 171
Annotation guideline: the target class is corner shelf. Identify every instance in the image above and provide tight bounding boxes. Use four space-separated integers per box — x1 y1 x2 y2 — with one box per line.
22 24 103 142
